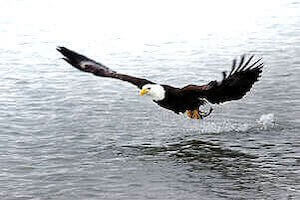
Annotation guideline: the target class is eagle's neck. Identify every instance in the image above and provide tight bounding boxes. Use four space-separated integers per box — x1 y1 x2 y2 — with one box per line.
150 85 166 101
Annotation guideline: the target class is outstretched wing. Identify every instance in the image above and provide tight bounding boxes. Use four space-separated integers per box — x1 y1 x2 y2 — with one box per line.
57 47 154 89
181 55 263 104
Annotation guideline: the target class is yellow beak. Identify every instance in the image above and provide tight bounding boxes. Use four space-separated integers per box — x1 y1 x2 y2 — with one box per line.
140 88 149 96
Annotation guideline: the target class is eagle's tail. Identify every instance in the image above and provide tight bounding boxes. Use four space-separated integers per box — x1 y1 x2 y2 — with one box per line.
57 46 116 77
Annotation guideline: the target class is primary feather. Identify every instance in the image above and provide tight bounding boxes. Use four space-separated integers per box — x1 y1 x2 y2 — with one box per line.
181 55 263 104
57 47 153 88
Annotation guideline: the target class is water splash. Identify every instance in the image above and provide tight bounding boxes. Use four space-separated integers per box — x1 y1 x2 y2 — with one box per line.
257 113 275 130
196 120 250 133
182 113 277 134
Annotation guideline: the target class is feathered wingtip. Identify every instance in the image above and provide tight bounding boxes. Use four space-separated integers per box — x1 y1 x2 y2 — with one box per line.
56 46 89 68
222 54 264 81
57 46 117 76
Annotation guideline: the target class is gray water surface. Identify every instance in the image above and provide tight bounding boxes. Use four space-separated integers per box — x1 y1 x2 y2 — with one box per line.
1 0 300 199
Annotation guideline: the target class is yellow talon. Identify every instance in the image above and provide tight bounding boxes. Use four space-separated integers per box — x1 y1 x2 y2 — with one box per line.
192 110 201 119
186 110 193 118
186 109 201 120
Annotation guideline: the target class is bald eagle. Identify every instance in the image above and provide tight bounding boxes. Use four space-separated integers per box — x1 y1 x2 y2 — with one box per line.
57 47 263 119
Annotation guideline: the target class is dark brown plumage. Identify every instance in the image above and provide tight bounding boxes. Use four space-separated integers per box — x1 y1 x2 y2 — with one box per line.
57 47 153 89
181 55 263 104
57 47 263 119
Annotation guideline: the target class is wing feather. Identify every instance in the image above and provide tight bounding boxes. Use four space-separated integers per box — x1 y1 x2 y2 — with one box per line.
181 55 263 104
228 58 237 76
57 47 154 88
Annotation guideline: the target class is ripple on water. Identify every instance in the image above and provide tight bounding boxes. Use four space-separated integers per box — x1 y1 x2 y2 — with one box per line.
1 0 300 199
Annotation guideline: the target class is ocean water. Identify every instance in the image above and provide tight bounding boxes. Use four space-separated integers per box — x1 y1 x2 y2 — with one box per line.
1 0 300 199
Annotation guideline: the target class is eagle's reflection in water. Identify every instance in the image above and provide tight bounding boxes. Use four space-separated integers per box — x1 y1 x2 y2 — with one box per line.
122 137 274 195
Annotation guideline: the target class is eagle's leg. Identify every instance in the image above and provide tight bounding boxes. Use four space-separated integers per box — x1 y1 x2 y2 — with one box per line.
192 109 201 119
186 110 193 118
186 109 204 119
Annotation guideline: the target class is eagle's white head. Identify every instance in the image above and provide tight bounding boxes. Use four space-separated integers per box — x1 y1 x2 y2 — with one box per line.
140 84 165 101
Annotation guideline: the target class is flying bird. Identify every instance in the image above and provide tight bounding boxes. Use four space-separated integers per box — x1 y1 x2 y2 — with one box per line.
57 47 263 119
